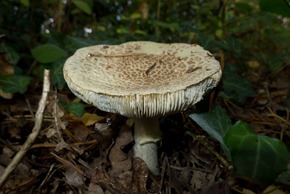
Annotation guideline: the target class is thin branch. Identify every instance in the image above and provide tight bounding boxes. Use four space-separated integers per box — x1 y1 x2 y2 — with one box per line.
0 70 50 187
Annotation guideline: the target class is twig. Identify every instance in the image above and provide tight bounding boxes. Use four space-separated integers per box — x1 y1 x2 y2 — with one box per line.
0 69 50 187
50 152 84 176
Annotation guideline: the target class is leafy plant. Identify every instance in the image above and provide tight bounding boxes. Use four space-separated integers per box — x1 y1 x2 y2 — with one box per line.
60 100 85 117
225 121 290 184
189 106 232 160
220 65 254 104
0 75 32 94
31 44 68 64
259 0 290 17
190 106 290 184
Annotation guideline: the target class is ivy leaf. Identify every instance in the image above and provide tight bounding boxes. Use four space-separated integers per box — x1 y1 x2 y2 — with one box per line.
31 44 67 63
189 106 232 160
224 121 290 184
61 101 85 117
0 75 32 94
72 0 92 15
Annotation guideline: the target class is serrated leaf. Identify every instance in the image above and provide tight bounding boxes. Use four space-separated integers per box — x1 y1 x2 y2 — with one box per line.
224 121 290 184
72 0 92 15
189 106 232 160
259 0 290 17
61 101 85 117
31 44 67 63
0 75 32 94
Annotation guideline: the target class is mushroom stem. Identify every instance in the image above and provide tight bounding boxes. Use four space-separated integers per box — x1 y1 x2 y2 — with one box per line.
133 117 162 176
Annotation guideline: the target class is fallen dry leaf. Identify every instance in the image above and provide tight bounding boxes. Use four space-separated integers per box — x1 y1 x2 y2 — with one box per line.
242 188 256 194
80 112 104 126
91 167 128 194
191 170 207 190
200 181 230 194
70 122 92 142
108 124 133 176
64 168 85 188
131 158 149 194
87 183 104 194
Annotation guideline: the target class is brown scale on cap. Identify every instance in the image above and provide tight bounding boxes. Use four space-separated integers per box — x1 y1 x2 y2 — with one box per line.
64 41 221 118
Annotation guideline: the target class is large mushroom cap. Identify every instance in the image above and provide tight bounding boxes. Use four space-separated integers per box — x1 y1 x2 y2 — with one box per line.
63 41 222 117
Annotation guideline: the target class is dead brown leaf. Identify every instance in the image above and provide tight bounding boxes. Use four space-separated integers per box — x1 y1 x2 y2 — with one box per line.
131 158 149 194
91 167 129 194
64 168 85 189
108 123 133 176
200 181 230 194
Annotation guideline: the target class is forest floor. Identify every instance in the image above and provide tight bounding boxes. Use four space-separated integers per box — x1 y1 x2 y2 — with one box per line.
0 65 290 194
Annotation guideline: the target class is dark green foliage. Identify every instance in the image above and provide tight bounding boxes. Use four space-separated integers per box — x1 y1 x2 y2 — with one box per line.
0 75 32 94
190 106 232 160
221 65 254 104
60 100 85 117
259 0 290 17
31 44 68 63
190 107 290 184
1 0 289 93
224 121 290 184
1 0 289 186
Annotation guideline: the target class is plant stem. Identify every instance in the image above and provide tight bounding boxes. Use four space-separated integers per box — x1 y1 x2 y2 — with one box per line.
133 117 162 176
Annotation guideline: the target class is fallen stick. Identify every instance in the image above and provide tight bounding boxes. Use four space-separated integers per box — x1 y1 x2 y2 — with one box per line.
0 69 50 187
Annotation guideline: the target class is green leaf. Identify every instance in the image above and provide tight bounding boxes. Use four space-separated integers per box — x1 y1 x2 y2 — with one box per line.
72 0 92 15
259 0 290 17
20 0 30 7
189 106 232 160
0 75 32 94
50 60 66 90
116 27 129 34
262 54 284 71
235 2 253 13
130 13 142 20
61 101 85 117
221 67 254 104
0 44 20 65
150 20 180 31
224 121 290 184
31 44 67 63
64 36 95 52
196 33 220 50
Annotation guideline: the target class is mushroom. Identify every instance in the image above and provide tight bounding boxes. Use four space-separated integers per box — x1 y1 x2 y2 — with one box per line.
63 41 222 175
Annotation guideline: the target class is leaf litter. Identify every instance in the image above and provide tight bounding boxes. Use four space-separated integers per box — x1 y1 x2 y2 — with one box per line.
0 66 290 193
